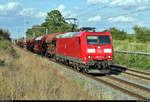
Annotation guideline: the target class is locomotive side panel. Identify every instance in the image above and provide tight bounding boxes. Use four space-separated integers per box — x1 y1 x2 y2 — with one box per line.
56 36 82 64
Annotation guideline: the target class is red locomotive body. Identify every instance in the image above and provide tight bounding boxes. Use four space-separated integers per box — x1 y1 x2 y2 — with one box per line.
56 31 113 72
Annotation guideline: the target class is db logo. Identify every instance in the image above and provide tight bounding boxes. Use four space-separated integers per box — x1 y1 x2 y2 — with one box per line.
97 49 101 53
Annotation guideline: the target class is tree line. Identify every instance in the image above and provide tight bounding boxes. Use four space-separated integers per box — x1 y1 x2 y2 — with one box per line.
107 25 150 42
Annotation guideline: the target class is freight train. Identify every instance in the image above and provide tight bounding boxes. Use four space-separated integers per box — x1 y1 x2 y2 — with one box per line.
16 31 113 73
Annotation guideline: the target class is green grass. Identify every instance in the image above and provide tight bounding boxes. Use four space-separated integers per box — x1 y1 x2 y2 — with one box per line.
114 53 150 70
0 40 19 58
113 39 150 70
113 39 150 52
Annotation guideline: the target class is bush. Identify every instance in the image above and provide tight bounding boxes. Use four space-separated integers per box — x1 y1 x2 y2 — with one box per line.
114 53 150 70
0 59 5 66
133 25 150 42
107 27 127 40
126 34 136 42
0 40 19 58
0 29 10 40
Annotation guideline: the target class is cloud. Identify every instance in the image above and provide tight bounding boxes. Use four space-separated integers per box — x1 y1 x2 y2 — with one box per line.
108 16 136 22
86 0 150 11
109 0 150 11
19 7 47 19
0 2 21 16
19 8 36 16
73 6 83 10
57 4 65 12
0 2 46 19
88 16 101 22
57 4 77 18
87 0 109 5
35 12 47 19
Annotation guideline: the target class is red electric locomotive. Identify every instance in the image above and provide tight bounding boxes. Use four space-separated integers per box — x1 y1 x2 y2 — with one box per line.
56 31 113 73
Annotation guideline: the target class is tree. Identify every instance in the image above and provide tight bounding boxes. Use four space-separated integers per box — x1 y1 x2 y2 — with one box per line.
26 25 45 38
107 27 127 40
0 29 10 40
133 25 150 42
26 10 78 38
42 10 77 33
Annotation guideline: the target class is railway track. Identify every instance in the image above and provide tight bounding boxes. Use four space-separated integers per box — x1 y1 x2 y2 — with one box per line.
97 76 150 99
49 58 150 100
111 65 150 81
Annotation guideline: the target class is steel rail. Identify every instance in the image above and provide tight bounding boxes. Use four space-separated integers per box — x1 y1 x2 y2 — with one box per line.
111 65 150 78
127 68 150 76
105 76 150 93
114 50 150 56
124 72 150 81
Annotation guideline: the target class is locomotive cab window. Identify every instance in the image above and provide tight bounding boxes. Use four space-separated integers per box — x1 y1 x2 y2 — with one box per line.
99 35 111 45
87 36 98 45
87 35 111 45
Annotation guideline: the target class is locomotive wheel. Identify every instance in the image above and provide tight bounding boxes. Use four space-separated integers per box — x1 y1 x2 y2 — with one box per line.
76 66 80 71
83 68 89 73
45 52 48 57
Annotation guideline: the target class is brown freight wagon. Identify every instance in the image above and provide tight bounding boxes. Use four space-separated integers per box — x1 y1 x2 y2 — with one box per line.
17 39 24 48
43 32 65 58
33 36 43 54
30 38 36 52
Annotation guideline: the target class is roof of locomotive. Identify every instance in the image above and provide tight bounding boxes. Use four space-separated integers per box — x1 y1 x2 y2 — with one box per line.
56 32 79 38
56 31 110 38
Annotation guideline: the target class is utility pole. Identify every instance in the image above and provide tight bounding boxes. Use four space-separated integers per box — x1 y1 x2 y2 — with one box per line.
46 28 48 35
65 18 78 32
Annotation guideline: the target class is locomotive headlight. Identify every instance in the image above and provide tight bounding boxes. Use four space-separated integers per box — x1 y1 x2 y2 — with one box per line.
104 49 112 53
87 49 96 53
106 56 111 58
88 56 93 58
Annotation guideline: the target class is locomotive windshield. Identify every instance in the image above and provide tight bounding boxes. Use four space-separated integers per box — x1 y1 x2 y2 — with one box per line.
87 36 98 45
87 35 111 45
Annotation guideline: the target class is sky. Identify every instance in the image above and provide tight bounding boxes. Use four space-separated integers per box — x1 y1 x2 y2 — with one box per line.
0 0 150 38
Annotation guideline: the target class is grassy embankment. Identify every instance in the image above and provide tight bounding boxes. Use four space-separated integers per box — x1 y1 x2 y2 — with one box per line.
113 39 150 70
0 40 94 100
